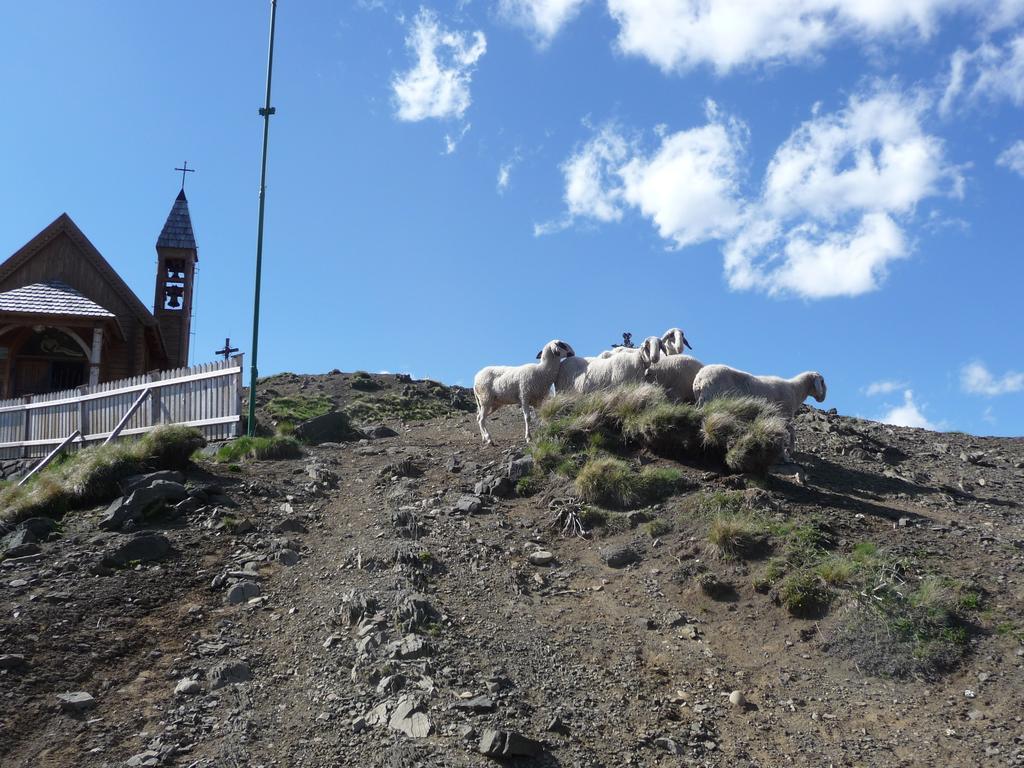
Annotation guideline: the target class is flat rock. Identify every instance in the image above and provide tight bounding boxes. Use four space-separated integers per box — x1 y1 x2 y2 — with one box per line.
387 633 432 660
0 653 28 670
125 750 161 767
478 728 543 758
453 695 495 713
389 695 432 738
600 544 640 568
364 424 399 439
295 411 365 444
454 495 483 515
2 541 41 560
101 534 171 567
528 550 555 566
225 580 261 605
99 481 188 531
276 548 299 566
57 691 96 712
506 456 534 482
272 518 307 534
18 517 58 540
208 659 252 689
175 676 202 696
118 470 185 496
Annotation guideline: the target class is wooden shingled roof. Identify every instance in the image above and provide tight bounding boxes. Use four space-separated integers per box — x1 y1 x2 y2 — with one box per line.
0 280 116 318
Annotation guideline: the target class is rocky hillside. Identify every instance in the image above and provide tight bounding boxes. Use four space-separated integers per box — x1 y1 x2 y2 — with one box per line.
1 371 1022 768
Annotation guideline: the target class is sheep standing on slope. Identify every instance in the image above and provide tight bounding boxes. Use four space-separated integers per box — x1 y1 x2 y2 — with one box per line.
556 336 664 394
474 340 575 444
692 365 827 455
647 354 705 402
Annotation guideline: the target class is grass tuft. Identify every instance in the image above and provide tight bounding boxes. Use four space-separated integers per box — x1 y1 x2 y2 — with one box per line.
265 394 334 423
0 425 205 526
574 457 686 510
780 571 833 617
707 515 766 560
214 435 302 463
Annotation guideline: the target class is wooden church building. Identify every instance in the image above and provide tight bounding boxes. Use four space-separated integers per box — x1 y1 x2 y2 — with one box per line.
0 190 198 397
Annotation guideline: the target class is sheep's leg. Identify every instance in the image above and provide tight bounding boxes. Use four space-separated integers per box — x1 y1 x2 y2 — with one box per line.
477 401 493 444
782 422 797 463
521 401 532 443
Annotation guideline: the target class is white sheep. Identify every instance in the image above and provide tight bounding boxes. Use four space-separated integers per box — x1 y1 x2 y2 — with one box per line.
473 339 575 444
647 354 705 403
692 365 827 456
555 336 664 395
597 327 692 359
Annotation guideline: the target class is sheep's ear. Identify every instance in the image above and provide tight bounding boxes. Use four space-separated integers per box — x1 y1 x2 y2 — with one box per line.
536 349 543 359
683 335 692 350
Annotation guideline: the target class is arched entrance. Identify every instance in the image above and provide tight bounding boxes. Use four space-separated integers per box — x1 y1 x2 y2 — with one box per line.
10 328 89 395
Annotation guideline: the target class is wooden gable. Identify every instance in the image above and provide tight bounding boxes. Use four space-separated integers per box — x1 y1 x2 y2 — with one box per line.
0 214 168 378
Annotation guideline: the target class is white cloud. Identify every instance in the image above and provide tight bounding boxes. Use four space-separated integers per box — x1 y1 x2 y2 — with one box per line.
444 123 472 154
618 109 747 247
997 140 1024 175
560 125 631 222
862 379 909 396
546 89 959 299
961 361 1024 395
878 389 937 429
541 104 746 244
499 0 587 43
941 33 1024 113
392 9 486 122
497 163 512 192
727 88 959 297
606 0 980 75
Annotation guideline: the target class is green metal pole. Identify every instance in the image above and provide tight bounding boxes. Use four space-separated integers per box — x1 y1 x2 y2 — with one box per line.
247 0 278 437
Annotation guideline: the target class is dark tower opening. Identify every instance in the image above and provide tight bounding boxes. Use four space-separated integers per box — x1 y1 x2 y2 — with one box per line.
154 189 197 368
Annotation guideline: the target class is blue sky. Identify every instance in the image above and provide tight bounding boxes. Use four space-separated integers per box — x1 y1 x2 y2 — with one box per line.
1 0 1021 435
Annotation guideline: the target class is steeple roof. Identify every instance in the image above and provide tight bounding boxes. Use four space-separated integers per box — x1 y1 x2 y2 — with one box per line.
157 189 197 252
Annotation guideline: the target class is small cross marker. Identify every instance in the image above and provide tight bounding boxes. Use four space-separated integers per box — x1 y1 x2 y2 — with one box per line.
215 337 239 360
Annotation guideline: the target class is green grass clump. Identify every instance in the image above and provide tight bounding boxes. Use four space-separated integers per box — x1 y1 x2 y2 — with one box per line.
539 384 670 448
816 557 857 586
707 515 766 560
350 371 382 391
346 392 451 422
574 457 686 510
135 424 207 470
529 438 567 473
0 425 206 525
620 402 703 452
825 573 976 679
214 435 302 463
643 518 673 538
265 394 333 423
515 475 542 497
780 571 833 617
536 385 789 480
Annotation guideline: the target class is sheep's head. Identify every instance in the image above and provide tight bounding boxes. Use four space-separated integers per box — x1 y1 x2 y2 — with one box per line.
809 372 827 402
661 328 692 355
638 336 663 370
536 340 575 360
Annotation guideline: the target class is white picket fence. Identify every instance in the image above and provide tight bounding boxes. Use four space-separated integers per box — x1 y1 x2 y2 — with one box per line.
0 355 244 459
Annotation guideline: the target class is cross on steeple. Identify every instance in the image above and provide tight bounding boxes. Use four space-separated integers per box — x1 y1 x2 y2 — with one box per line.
174 160 196 191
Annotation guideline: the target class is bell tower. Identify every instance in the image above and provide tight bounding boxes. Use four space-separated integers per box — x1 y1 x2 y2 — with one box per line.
154 188 198 368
